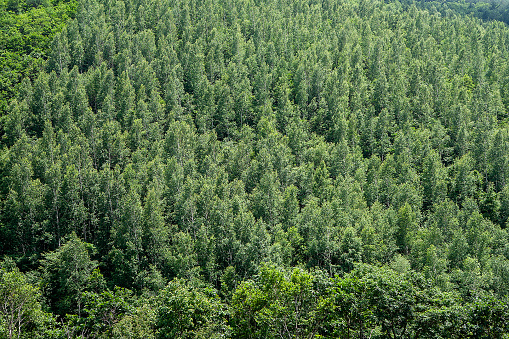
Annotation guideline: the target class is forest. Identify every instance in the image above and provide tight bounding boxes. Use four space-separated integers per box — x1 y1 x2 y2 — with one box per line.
1 0 509 337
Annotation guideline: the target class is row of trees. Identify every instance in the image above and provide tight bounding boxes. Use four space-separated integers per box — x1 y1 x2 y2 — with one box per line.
410 0 509 25
1 0 509 336
2 254 509 338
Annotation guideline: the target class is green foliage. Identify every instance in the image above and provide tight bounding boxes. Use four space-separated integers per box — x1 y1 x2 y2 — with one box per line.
1 0 509 335
0 263 55 339
230 264 325 339
40 233 104 316
0 0 76 116
112 303 156 339
156 279 229 339
80 287 134 338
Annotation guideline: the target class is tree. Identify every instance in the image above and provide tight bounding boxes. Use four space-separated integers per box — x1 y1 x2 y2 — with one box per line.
109 187 144 289
328 273 377 339
48 28 70 74
230 264 324 339
421 150 447 211
361 265 416 339
80 287 134 338
396 203 417 255
112 303 156 339
0 264 52 339
41 233 104 316
500 185 509 227
466 295 509 339
340 226 363 273
156 279 228 339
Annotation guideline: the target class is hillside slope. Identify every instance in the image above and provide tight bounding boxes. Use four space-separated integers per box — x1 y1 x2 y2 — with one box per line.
1 0 509 337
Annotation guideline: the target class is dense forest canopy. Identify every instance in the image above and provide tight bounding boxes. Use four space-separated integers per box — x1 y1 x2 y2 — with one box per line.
1 0 509 337
0 0 77 115
403 0 509 24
